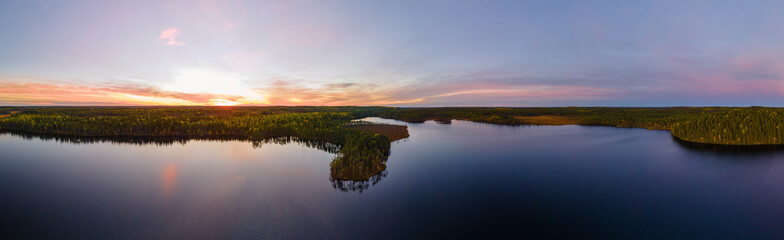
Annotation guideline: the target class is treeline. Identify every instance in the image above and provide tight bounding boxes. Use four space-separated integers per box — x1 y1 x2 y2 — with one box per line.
573 108 714 130
0 111 351 138
4 106 784 154
0 108 12 115
671 108 784 145
0 107 396 181
354 107 727 128
330 132 391 181
359 107 543 124
347 106 784 145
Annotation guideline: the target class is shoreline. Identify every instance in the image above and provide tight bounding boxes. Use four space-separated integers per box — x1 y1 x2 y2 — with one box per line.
3 106 782 146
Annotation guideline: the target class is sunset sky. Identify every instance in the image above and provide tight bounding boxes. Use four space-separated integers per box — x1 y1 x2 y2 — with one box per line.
2 0 784 106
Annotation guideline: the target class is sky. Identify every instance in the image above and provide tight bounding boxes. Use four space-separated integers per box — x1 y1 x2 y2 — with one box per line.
2 0 784 106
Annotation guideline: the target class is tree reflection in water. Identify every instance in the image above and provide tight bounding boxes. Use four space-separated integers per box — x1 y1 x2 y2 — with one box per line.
331 170 387 193
1 130 391 193
672 135 784 156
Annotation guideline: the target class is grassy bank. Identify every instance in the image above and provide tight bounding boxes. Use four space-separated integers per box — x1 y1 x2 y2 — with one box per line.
347 121 409 141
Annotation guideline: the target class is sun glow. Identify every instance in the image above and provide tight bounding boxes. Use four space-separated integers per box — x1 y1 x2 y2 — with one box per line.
209 98 240 106
153 68 274 106
110 93 200 105
162 69 261 97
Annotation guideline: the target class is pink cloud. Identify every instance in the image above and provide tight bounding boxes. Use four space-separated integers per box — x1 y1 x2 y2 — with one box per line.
159 28 184 46
390 84 620 106
0 81 251 106
0 76 622 107
257 79 620 106
223 23 238 30
666 53 784 97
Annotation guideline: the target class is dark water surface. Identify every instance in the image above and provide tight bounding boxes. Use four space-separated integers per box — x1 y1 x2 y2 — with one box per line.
3 118 784 239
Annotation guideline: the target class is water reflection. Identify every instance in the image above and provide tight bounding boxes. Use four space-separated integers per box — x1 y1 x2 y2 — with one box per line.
672 135 784 156
160 162 178 201
433 120 452 124
3 130 197 146
331 170 388 193
250 136 341 154
0 130 388 192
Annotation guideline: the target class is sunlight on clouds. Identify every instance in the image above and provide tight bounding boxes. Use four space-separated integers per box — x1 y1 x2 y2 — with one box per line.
426 86 616 99
0 76 618 106
164 69 252 96
161 69 269 105
0 77 274 106
110 93 200 105
209 98 240 106
365 86 620 106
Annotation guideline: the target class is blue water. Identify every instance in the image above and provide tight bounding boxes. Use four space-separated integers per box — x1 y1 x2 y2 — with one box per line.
2 118 784 239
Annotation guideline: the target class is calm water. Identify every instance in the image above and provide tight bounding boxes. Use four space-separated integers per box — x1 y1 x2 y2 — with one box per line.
3 118 784 239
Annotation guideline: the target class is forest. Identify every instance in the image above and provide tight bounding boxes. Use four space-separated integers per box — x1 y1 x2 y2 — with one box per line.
352 106 782 145
670 108 784 145
1 106 784 181
0 107 398 181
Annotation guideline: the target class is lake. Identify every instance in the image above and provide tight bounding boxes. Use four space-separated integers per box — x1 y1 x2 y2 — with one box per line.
2 117 784 239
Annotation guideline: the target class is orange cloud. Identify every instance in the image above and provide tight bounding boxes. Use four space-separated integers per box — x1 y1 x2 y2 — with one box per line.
257 80 619 106
0 80 265 106
159 28 184 46
0 75 620 106
260 80 412 106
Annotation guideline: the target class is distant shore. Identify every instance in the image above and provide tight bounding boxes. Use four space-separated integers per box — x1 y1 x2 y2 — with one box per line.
2 106 782 146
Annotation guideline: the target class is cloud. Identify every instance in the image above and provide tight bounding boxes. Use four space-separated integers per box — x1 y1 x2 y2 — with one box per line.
260 80 402 106
324 83 357 89
0 70 623 107
223 23 238 30
159 28 184 46
386 83 620 106
256 77 620 107
7 54 784 107
0 78 261 106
